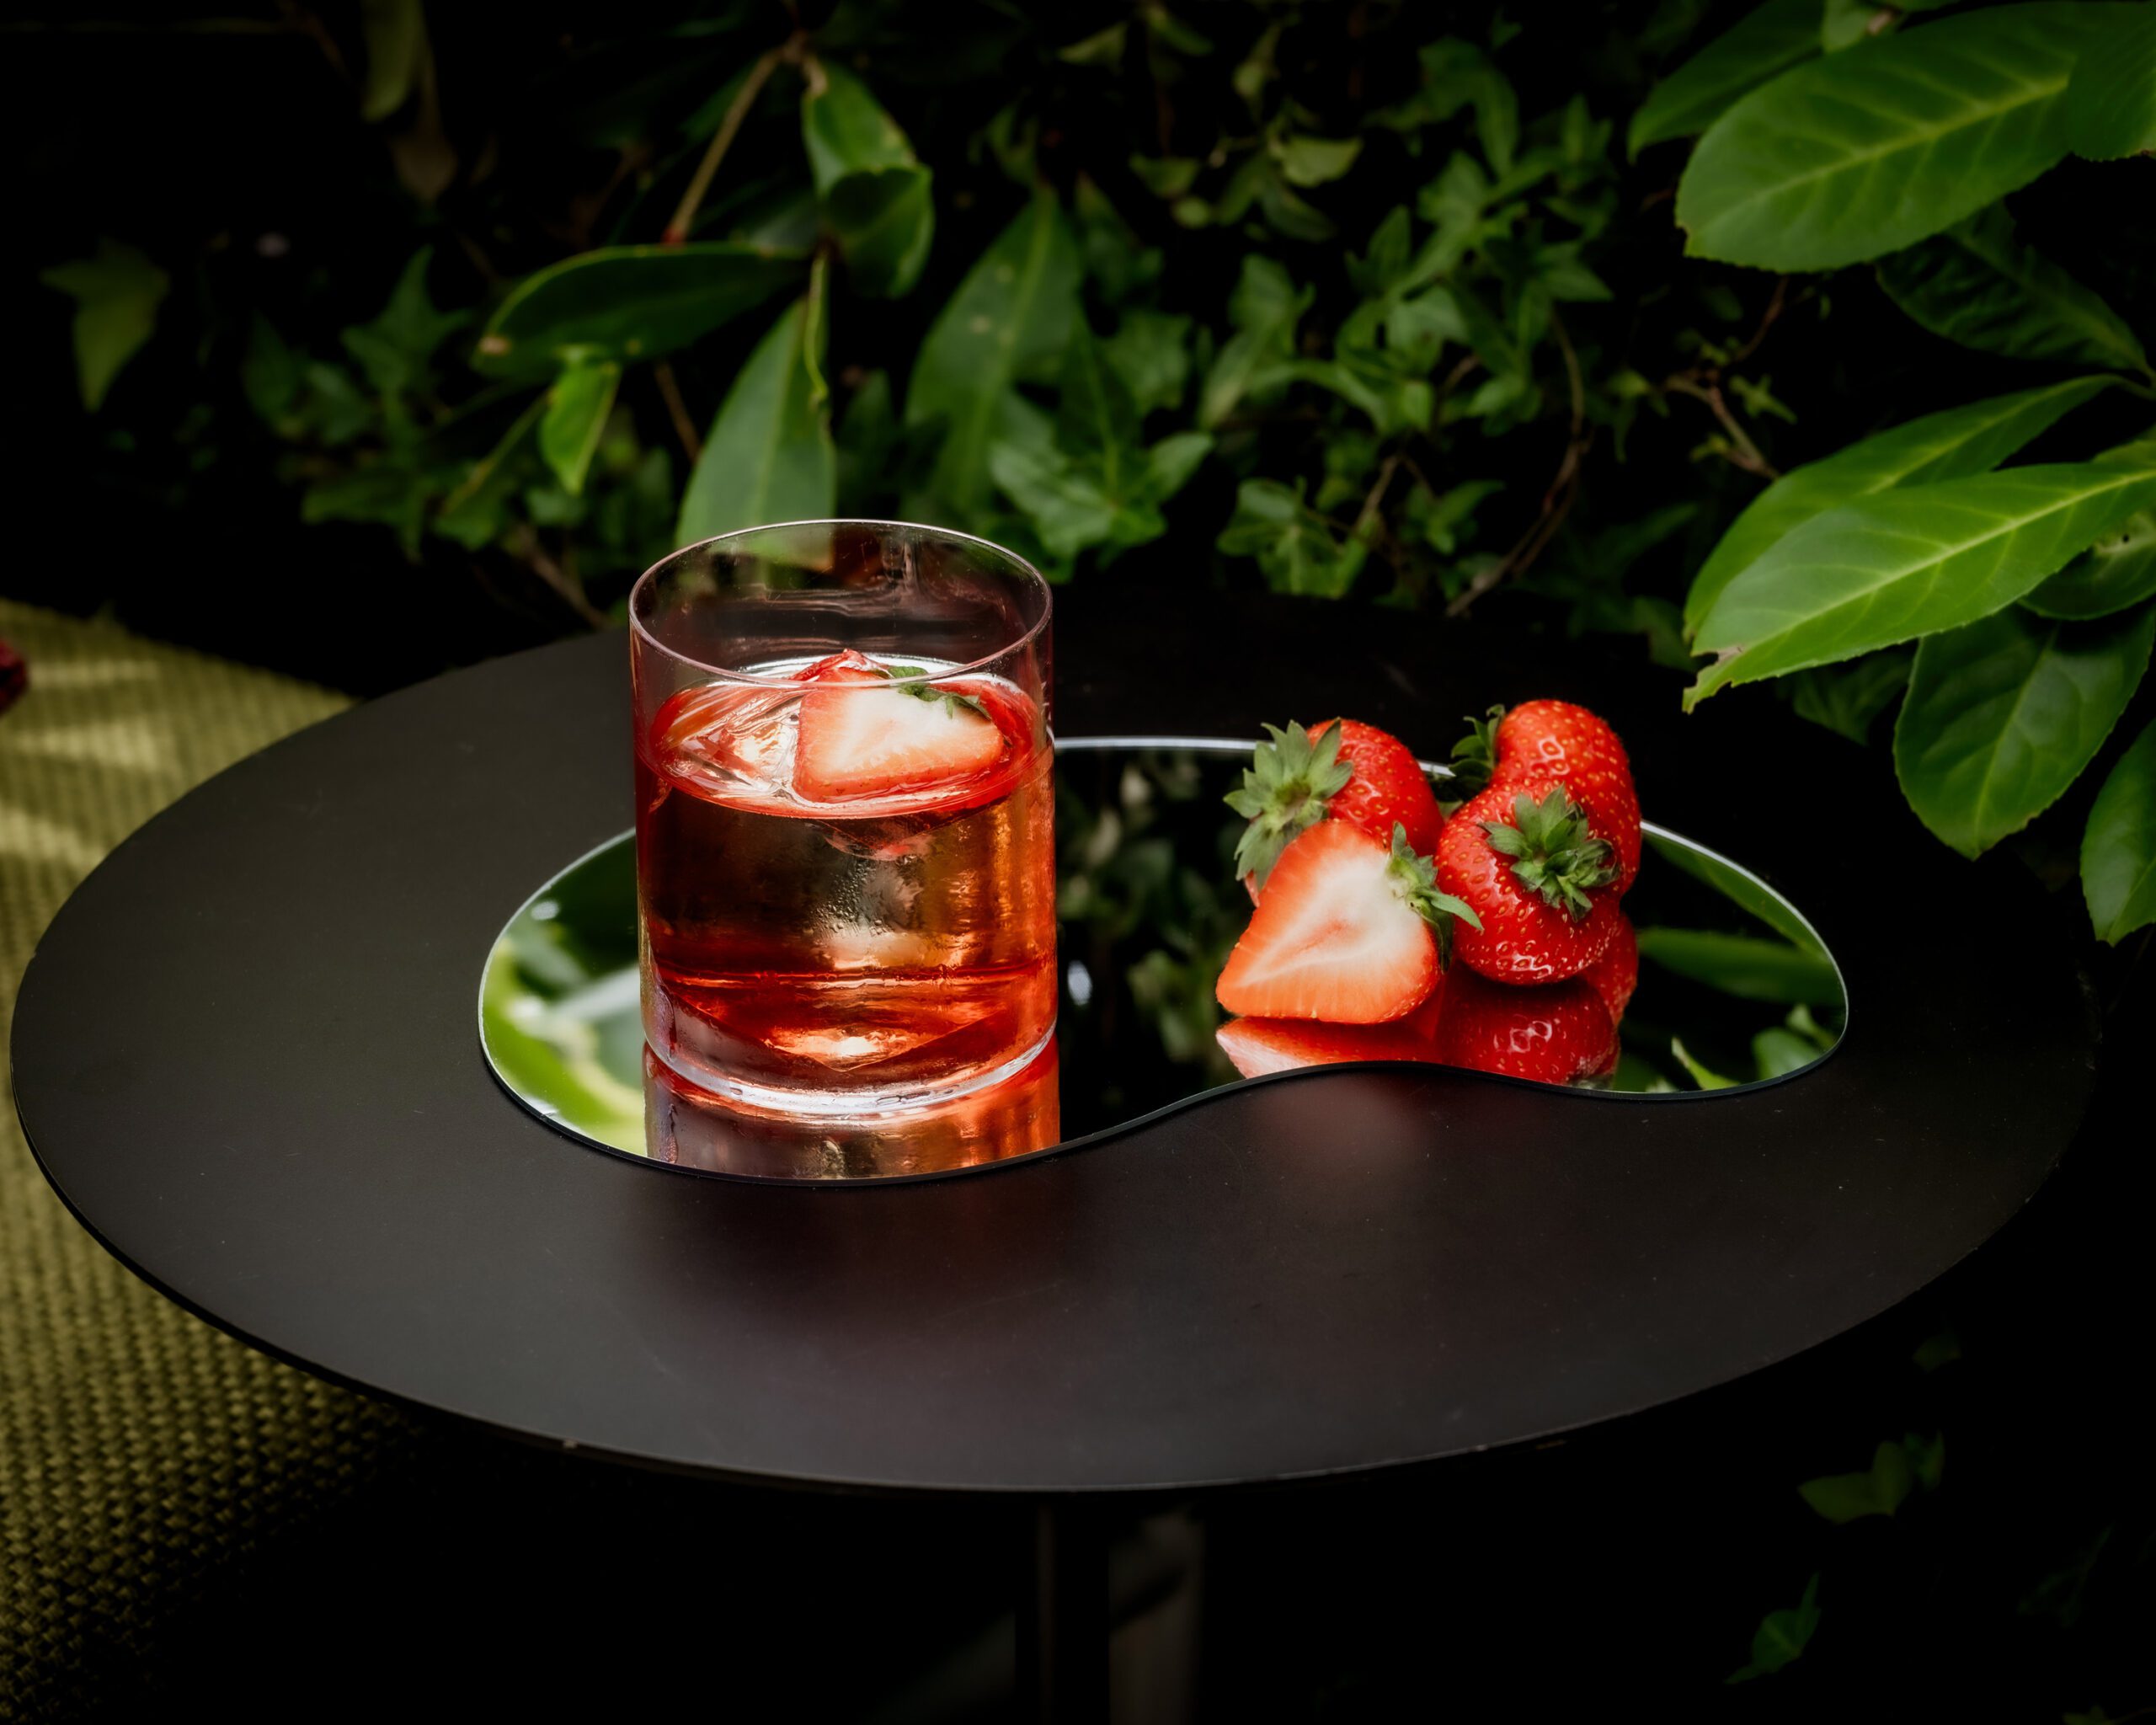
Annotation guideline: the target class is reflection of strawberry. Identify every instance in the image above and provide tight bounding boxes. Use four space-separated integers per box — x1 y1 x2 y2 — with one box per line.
1438 779 1620 984
793 650 1006 801
1433 969 1617 1086
1451 701 1641 893
1581 915 1637 1023
1216 1016 1444 1078
1215 820 1478 1023
1229 718 1444 894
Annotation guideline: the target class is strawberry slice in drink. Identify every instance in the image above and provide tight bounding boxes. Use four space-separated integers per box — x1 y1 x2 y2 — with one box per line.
792 649 1008 803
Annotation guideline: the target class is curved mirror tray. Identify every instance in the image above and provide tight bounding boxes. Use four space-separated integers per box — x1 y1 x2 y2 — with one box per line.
481 740 1845 1179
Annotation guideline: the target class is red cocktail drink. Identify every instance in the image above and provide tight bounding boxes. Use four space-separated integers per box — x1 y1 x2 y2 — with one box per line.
630 524 1054 1112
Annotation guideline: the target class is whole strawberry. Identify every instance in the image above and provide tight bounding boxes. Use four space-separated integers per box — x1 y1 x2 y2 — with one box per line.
1580 914 1638 1023
1228 718 1444 895
1433 970 1617 1086
1451 701 1641 894
1438 778 1620 984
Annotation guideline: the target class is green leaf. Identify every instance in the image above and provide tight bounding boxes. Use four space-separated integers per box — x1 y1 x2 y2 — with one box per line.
802 61 933 297
2068 0 2156 158
538 359 620 496
1753 1026 1822 1078
1198 256 1310 429
1684 377 2111 636
474 243 808 382
1628 0 1822 155
1821 0 1894 51
1217 478 1366 597
1671 1037 1742 1089
39 238 169 411
1644 833 1831 954
339 248 467 398
1800 1439 1918 1523
1726 1574 1822 1684
1688 462 2156 707
1635 927 1844 1004
2025 502 2156 618
1877 206 2148 375
676 279 835 545
358 0 427 121
1102 308 1194 414
1676 5 2092 271
1788 652 1913 745
1896 603 2156 856
1273 135 1363 188
2083 717 2156 940
903 190 1081 519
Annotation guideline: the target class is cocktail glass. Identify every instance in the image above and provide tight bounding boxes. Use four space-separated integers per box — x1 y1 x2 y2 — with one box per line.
629 521 1054 1114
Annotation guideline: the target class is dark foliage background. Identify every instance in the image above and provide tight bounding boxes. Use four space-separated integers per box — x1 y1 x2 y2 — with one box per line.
7 0 2156 1715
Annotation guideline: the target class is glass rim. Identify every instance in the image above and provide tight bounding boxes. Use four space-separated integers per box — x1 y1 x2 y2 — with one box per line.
628 517 1053 690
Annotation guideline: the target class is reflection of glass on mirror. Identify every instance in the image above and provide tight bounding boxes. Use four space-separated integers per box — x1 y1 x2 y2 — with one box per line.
478 744 1846 1178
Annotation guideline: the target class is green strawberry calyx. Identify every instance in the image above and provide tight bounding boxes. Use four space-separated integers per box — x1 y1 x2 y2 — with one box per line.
1481 787 1615 921
1445 704 1507 802
1225 720 1353 888
881 662 989 722
1385 824 1481 968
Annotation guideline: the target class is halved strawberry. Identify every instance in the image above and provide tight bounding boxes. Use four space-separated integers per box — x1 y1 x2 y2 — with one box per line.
792 651 1006 802
1216 1016 1444 1079
1227 718 1444 895
1214 820 1478 1023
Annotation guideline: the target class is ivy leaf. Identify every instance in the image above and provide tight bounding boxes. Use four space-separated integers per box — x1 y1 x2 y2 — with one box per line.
801 61 933 297
1688 462 2156 707
2068 0 2156 158
1799 1437 1935 1523
1217 478 1366 597
1877 206 2148 377
1677 6 2091 271
2025 501 2156 620
1685 377 2111 635
1628 0 1821 156
1634 928 1843 1005
537 358 620 496
1198 256 1310 429
2083 718 2156 941
339 248 467 398
903 190 1081 519
1893 602 2156 857
474 243 807 382
39 238 169 411
676 275 834 545
1726 1574 1821 1684
1102 308 1194 415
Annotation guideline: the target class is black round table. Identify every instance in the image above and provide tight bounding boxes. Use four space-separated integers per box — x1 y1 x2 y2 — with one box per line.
10 592 2095 1710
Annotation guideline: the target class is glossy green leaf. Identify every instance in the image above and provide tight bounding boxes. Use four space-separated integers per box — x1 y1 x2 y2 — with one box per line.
1893 602 2156 856
802 61 933 297
1643 833 1830 954
2082 718 2156 940
1788 652 1913 745
903 190 1081 519
2025 502 2156 618
1676 5 2092 270
1628 0 1821 155
1800 1440 1918 1524
1684 377 2111 636
474 243 808 382
1636 927 1844 1005
1689 463 2156 707
1877 206 2148 375
1198 256 1310 429
676 279 834 545
537 359 620 496
2068 0 2156 158
39 239 169 411
1726 1575 1821 1684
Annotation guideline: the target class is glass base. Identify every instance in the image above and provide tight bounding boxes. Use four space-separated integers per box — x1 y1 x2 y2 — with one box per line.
642 1013 1061 1119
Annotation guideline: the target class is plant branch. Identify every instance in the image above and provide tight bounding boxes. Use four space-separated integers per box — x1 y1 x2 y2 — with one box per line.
510 522 606 628
1663 375 1778 478
664 38 801 245
654 362 703 464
